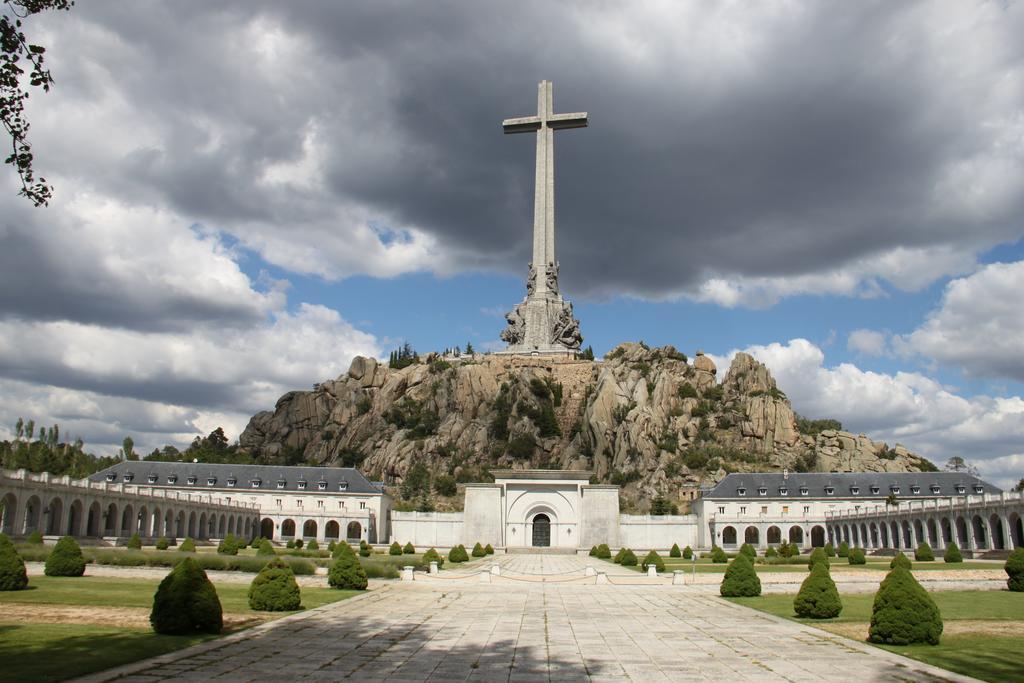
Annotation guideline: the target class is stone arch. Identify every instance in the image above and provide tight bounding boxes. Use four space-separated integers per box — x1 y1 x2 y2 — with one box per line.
721 526 737 546
67 499 84 537
23 494 41 534
902 520 913 548
810 525 825 547
989 514 1005 550
346 521 362 540
199 513 208 540
927 518 938 547
137 505 149 537
889 521 900 548
879 522 889 548
187 511 198 539
176 510 186 538
260 517 274 539
86 501 102 537
531 513 551 547
120 504 135 537
325 520 340 539
941 517 953 545
242 517 251 539
164 509 175 538
788 526 803 545
1011 513 1024 548
303 520 318 539
870 523 879 547
149 507 161 538
1 492 18 535
971 515 987 549
281 519 296 537
767 526 781 544
913 519 925 548
46 496 64 535
955 516 969 548
208 514 216 539
744 526 759 545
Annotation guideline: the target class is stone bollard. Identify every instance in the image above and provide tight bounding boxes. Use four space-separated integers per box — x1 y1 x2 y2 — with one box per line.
429 561 438 575
673 570 685 585
491 564 501 576
479 570 491 583
596 571 608 584
402 566 414 582
647 566 657 578
585 565 596 576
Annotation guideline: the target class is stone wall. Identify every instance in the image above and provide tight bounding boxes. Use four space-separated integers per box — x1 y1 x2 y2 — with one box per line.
618 514 698 551
390 511 464 549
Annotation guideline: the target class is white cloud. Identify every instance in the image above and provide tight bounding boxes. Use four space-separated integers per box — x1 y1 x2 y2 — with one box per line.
847 329 889 356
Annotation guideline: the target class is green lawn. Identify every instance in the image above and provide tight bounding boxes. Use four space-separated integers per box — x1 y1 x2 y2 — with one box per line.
727 590 1024 683
657 558 998 572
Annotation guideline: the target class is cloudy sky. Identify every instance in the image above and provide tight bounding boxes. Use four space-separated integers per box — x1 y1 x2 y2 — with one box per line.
2 1 1022 486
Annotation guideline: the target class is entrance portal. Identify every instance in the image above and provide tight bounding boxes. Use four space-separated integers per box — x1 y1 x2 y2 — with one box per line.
532 514 551 547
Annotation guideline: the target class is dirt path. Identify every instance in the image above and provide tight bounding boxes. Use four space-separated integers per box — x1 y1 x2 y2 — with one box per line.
820 619 1024 641
0 604 266 630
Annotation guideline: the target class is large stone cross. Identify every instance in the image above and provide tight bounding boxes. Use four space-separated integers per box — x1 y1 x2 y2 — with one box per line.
503 80 587 296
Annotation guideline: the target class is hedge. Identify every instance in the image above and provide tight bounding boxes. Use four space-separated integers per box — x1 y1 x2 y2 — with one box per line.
720 553 761 597
45 536 85 577
150 557 223 634
943 542 963 563
869 567 942 645
669 543 681 558
178 537 196 552
1005 548 1024 592
914 542 934 562
641 550 664 573
404 542 415 554
0 536 28 591
794 563 842 618
126 533 142 550
471 542 486 557
848 547 866 565
890 552 912 570
248 558 301 611
807 547 829 571
328 551 368 590
389 542 403 556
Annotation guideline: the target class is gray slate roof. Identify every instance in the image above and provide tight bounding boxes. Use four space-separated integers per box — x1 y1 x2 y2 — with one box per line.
89 461 382 495
704 472 1000 500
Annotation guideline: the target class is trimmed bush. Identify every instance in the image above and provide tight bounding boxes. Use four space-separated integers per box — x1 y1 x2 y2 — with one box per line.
794 563 842 618
248 558 301 611
739 543 756 559
485 544 494 555
589 545 597 557
126 533 142 550
682 545 693 560
669 543 681 558
641 550 664 573
328 552 368 590
295 539 304 549
837 541 849 558
150 557 223 634
848 547 866 565
720 553 761 597
155 537 170 550
823 542 835 557
306 539 319 551
359 541 371 557
179 537 196 552
596 544 611 559
620 548 638 567
0 538 29 591
1005 548 1024 592
328 540 337 553
915 542 934 562
710 546 728 563
404 542 415 554
471 542 486 557
257 539 276 556
448 545 469 563
765 547 778 558
44 536 85 577
869 567 943 645
333 541 353 558
778 540 800 558
613 547 626 564
217 533 238 556
389 542 403 556
808 547 829 571
423 547 445 568
26 530 43 544
890 552 912 570
286 539 296 549
943 542 963 563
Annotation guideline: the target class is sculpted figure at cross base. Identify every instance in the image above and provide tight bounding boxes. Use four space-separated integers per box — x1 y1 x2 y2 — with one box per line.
526 263 537 297
546 261 559 295
551 302 582 349
501 304 526 345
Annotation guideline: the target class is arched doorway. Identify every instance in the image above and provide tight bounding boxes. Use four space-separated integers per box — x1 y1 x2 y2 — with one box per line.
23 495 41 534
87 501 101 537
281 519 296 538
260 517 274 540
532 514 551 547
767 526 781 544
346 521 361 540
1 493 18 534
972 515 987 549
1011 514 1024 548
46 497 64 535
810 525 825 547
325 520 340 539
722 526 737 546
788 526 803 545
303 520 318 538
744 526 759 545
989 515 1005 550
67 499 83 537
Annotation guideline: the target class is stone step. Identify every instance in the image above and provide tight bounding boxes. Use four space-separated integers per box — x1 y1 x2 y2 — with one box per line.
505 546 579 555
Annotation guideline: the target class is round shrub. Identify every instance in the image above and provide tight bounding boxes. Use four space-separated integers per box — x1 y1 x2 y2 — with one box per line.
471 542 485 557
359 541 371 557
285 539 296 549
682 545 693 560
596 544 611 559
294 539 304 549
1005 548 1024 592
837 541 849 558
328 551 368 590
484 543 494 555
217 534 238 556
328 540 337 553
423 547 445 568
155 537 170 550
823 542 835 557
739 543 756 559
765 547 778 558
178 537 196 552
720 553 761 597
641 550 664 573
915 542 934 562
389 542 403 556
808 547 829 571
0 538 29 591
150 557 223 634
848 547 866 565
403 542 415 554
26 530 43 544
306 539 319 551
620 548 638 567
890 552 912 570
794 563 842 618
257 539 276 556
944 542 963 563
669 543 681 558
248 558 301 611
448 545 469 563
869 567 942 645
126 533 142 550
710 546 728 563
44 536 85 577
589 545 597 557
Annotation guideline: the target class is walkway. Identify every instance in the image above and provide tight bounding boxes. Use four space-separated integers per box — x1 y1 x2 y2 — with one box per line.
82 554 977 683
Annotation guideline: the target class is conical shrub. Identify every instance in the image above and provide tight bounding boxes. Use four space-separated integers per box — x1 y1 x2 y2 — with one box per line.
306 539 319 551
869 567 942 645
682 545 693 559
669 543 681 558
448 545 469 563
848 547 866 565
328 550 368 590
0 536 28 591
178 537 196 552
620 548 638 567
589 545 597 556
44 536 85 577
720 553 761 597
248 558 301 611
914 542 934 562
808 547 829 571
328 540 337 553
359 540 370 557
333 541 354 558
765 546 778 559
471 542 485 557
155 537 169 550
126 533 142 550
710 546 728 563
890 552 912 570
423 547 444 568
837 541 849 558
484 543 494 555
943 542 963 563
217 533 238 556
1005 548 1024 592
389 542 403 556
739 543 756 559
403 542 415 554
794 563 842 618
26 530 42 544
641 550 664 572
823 542 835 557
596 543 611 559
150 557 223 634
257 539 276 555
613 547 626 564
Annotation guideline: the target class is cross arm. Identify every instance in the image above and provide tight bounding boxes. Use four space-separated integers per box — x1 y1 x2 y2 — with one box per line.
503 116 542 134
548 112 588 129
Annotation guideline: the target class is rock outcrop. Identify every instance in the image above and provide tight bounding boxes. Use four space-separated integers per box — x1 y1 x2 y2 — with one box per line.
238 343 937 511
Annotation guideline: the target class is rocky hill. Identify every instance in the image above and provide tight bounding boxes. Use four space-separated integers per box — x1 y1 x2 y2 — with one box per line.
239 342 937 511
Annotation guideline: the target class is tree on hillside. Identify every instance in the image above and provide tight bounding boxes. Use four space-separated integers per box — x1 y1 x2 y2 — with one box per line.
945 456 979 476
1 0 73 206
464 341 474 355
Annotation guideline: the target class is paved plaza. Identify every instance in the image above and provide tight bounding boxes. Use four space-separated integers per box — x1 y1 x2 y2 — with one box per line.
83 553 977 682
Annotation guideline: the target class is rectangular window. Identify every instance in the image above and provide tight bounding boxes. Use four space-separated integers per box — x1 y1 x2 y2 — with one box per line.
360 502 366 510
297 500 303 508
761 506 768 514
276 499 282 508
739 506 746 515
803 506 810 514
317 500 324 509
782 505 789 514
718 506 725 514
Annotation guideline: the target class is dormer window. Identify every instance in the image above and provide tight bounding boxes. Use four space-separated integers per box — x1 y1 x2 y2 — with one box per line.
123 473 134 483
911 485 920 494
737 487 747 496
105 473 117 482
850 486 860 495
297 480 307 490
338 481 349 491
206 477 216 486
227 478 236 487
799 487 809 496
973 485 984 494
318 480 327 490
870 485 880 494
956 485 965 494
779 487 788 496
186 476 196 485
276 479 286 489
890 485 900 494
930 485 941 494
148 474 158 484
168 475 178 484
824 486 834 495
758 487 767 496
251 478 261 488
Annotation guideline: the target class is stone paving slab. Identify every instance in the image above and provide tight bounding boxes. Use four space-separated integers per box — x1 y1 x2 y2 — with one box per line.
75 553 982 682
